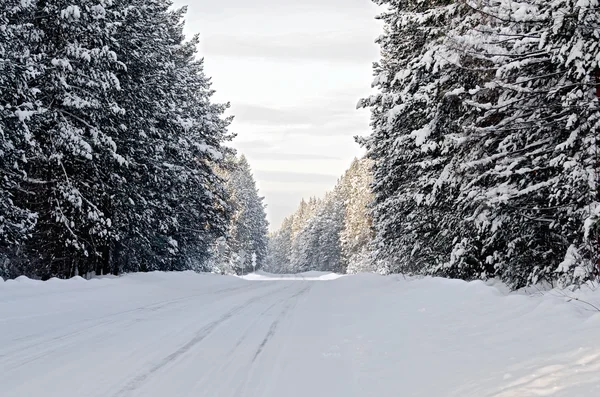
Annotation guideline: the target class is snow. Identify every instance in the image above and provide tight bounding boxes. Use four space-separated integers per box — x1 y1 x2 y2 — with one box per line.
14 109 35 122
1 272 600 397
60 5 81 20
240 270 345 281
196 142 223 161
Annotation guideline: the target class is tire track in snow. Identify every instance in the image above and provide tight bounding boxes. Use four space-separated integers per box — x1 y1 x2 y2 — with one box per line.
0 282 265 370
114 283 292 397
227 293 290 356
6 281 261 339
252 284 312 363
228 283 313 397
186 284 299 395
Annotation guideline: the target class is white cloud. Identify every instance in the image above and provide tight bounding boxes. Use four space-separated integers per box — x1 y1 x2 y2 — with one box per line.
204 32 378 63
172 0 381 229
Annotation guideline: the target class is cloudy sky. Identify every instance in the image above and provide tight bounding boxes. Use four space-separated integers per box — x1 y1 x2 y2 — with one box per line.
172 0 382 230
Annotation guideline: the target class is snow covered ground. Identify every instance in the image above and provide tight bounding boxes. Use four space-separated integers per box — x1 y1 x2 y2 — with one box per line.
1 272 600 397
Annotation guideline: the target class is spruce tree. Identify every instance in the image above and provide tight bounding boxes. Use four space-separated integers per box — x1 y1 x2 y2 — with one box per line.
448 0 600 287
214 155 268 275
0 0 40 277
358 0 480 275
265 216 293 273
266 159 375 274
11 0 127 278
340 159 375 274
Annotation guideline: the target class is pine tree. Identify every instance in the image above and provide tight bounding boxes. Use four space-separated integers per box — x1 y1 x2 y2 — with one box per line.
106 0 232 274
340 159 375 274
445 0 600 287
266 159 375 274
214 155 268 275
289 198 320 272
360 0 600 287
358 0 480 275
315 191 345 273
9 0 128 278
265 216 293 273
1 0 233 279
0 0 40 277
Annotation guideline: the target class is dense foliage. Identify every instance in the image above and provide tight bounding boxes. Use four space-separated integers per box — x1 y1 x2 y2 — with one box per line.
359 0 600 288
0 0 268 279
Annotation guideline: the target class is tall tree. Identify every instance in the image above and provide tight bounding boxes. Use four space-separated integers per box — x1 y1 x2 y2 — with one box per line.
265 216 293 273
0 0 40 277
106 0 232 275
215 155 268 275
340 159 375 274
359 0 600 287
11 0 128 278
358 0 479 275
266 158 375 274
445 0 600 287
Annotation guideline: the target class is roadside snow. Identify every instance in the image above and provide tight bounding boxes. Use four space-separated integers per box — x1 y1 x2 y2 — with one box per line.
1 272 599 397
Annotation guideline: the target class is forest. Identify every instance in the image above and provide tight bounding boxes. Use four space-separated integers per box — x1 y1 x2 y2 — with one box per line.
0 0 268 279
2 0 600 289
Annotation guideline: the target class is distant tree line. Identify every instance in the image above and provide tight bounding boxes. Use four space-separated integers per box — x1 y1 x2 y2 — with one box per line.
265 158 374 275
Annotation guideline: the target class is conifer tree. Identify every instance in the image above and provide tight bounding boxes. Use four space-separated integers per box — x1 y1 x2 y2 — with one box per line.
358 0 479 275
0 0 233 279
266 159 375 274
105 0 232 274
0 0 40 277
340 159 375 274
359 0 600 287
211 155 268 275
11 0 128 278
265 216 293 273
225 156 268 274
446 0 600 287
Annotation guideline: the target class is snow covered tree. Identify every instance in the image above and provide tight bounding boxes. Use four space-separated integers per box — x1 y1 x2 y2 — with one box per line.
289 215 318 273
360 0 600 287
315 191 345 273
358 0 480 275
339 159 375 274
284 194 344 273
0 0 41 277
265 216 293 273
1 0 233 279
105 1 232 274
6 0 129 278
266 159 375 274
444 0 600 287
218 155 269 275
289 197 321 272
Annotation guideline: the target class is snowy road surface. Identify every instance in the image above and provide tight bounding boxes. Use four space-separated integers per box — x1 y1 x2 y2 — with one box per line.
2 272 600 397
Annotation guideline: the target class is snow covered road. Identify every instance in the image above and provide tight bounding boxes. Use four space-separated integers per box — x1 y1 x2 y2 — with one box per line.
1 272 600 397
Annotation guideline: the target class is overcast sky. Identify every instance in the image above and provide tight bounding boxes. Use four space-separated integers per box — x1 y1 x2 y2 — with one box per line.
172 0 382 230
